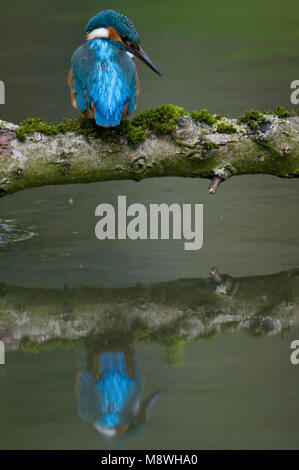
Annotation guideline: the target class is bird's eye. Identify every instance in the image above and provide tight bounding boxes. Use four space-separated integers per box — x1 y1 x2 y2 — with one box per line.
121 34 129 43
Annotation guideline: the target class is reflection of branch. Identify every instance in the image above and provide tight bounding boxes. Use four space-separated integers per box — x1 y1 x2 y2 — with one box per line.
0 110 299 198
0 268 298 349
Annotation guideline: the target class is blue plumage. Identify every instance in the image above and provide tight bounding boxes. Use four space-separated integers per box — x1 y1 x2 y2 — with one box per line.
77 348 162 441
78 351 142 430
71 39 137 126
69 10 161 127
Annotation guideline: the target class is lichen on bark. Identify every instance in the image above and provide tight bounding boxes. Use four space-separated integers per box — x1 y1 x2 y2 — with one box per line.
0 105 298 197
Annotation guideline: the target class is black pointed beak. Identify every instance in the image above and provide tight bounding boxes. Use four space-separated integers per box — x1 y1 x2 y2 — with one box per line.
128 46 162 76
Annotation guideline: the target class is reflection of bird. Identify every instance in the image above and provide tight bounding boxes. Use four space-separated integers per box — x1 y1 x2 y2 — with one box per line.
76 347 161 441
69 9 161 127
127 390 163 435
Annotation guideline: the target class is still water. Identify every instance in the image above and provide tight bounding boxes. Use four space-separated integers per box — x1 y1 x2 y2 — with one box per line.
0 0 299 449
1 331 299 450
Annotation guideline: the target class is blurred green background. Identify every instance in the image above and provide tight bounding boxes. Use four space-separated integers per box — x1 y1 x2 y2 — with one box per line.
1 0 299 123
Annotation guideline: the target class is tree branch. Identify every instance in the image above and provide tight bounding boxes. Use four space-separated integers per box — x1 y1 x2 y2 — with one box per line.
0 108 299 197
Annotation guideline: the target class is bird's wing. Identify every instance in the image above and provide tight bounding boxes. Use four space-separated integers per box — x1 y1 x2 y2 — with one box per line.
71 41 137 126
71 43 96 114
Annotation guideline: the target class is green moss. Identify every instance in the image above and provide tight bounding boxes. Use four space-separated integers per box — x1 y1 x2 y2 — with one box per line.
253 137 283 157
154 332 187 348
238 109 267 130
127 126 147 146
119 104 187 145
203 141 218 150
190 109 217 126
71 116 103 138
15 128 27 142
264 105 291 118
200 328 219 341
117 119 147 146
153 330 187 366
163 342 186 367
15 117 61 141
15 116 104 141
217 123 237 134
20 337 85 353
274 105 291 118
131 104 187 134
15 105 187 147
14 105 292 149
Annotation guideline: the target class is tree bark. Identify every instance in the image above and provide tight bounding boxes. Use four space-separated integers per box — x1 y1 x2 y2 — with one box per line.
0 112 299 197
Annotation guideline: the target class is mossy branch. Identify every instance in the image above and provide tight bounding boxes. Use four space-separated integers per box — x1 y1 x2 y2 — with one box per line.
1 268 299 351
0 105 299 197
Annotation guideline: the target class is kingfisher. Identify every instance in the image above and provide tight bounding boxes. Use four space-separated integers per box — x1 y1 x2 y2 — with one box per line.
76 345 162 441
68 9 161 127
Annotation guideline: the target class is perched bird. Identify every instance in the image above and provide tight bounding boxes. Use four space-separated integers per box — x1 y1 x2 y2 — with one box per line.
69 9 161 127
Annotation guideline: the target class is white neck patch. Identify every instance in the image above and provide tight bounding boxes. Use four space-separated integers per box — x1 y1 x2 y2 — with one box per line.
87 27 109 40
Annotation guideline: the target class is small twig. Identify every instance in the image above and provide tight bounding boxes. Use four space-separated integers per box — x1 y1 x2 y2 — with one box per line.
208 176 223 194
